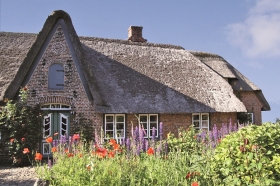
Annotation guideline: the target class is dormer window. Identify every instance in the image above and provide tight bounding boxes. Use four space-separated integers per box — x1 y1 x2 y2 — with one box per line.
48 64 64 90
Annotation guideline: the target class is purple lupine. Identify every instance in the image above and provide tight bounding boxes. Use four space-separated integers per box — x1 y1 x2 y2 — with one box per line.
134 126 139 143
136 143 141 156
159 122 163 141
199 130 206 143
207 131 213 147
145 139 149 152
52 139 57 147
68 136 72 146
48 159 52 168
126 138 131 153
152 127 156 142
233 123 238 132
212 124 218 142
139 126 144 152
228 121 233 134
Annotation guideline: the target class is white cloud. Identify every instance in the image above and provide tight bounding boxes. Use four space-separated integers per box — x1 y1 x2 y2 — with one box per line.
226 0 280 58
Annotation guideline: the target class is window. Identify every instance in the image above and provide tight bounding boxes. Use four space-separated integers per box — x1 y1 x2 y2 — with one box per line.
237 112 253 124
139 114 158 138
41 104 71 110
104 114 125 139
192 113 209 131
48 64 64 90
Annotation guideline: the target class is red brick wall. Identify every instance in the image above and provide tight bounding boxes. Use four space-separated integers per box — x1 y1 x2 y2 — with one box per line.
239 92 263 125
210 112 237 129
26 24 102 135
125 113 236 139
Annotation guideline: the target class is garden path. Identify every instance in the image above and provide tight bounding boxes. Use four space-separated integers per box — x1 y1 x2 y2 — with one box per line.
0 166 42 186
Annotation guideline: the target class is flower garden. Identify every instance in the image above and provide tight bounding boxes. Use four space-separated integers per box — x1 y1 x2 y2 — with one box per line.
20 122 280 186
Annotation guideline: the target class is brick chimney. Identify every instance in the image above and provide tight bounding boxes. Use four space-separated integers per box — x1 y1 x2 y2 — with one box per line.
127 26 147 42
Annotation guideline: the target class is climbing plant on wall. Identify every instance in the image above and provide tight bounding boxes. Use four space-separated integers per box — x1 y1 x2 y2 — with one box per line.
0 87 43 166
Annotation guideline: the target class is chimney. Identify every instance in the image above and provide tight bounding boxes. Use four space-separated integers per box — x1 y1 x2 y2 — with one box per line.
127 26 147 42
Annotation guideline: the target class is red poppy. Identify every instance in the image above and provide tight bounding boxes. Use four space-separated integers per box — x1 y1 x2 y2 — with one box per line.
10 138 14 143
147 147 154 155
21 138 26 142
65 148 69 153
113 143 121 151
35 153 43 161
186 173 192 179
192 182 199 186
95 147 108 158
72 134 80 141
46 137 53 143
51 147 57 153
108 151 115 158
67 153 74 157
23 148 30 154
109 139 117 146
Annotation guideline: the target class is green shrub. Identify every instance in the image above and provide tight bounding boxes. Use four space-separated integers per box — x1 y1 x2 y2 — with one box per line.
0 87 43 166
212 123 280 185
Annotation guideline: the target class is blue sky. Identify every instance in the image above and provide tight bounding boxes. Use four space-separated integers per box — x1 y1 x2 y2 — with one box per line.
1 0 279 122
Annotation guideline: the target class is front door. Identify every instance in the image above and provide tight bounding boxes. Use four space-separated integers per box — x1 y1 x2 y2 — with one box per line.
42 111 70 156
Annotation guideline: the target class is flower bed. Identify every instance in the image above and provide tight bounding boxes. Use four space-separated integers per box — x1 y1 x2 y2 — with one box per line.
21 122 280 185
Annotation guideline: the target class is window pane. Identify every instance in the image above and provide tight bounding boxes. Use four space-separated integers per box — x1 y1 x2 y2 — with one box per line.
116 116 124 122
202 121 208 128
116 130 124 138
106 116 114 122
193 115 199 120
43 143 50 154
201 114 208 120
61 105 70 108
150 115 157 122
150 123 158 136
140 116 147 122
105 131 113 138
193 121 199 128
116 123 124 130
106 123 113 130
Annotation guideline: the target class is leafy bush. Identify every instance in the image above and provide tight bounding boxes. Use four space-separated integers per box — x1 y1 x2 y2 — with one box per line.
0 87 43 166
212 123 280 185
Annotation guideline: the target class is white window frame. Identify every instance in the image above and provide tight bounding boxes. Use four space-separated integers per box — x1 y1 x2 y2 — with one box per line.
192 113 209 131
139 114 159 138
104 114 125 139
247 112 254 124
41 104 71 110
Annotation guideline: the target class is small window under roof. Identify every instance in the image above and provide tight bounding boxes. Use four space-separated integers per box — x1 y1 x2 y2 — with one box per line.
48 64 64 90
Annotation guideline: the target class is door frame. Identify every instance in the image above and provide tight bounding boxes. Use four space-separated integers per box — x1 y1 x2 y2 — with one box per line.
41 104 72 157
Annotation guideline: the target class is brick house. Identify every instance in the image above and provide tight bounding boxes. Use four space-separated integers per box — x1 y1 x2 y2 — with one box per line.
0 10 270 155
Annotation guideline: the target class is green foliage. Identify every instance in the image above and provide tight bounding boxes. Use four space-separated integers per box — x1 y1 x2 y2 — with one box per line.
71 113 94 142
212 123 280 185
167 125 201 154
0 87 43 166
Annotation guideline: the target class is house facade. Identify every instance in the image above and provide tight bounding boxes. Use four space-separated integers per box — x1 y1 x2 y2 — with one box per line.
0 10 270 156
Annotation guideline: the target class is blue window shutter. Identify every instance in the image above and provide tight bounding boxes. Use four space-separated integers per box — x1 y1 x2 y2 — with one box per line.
48 64 64 90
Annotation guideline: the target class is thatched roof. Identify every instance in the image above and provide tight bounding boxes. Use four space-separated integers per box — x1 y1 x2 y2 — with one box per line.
0 10 268 113
190 51 270 111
